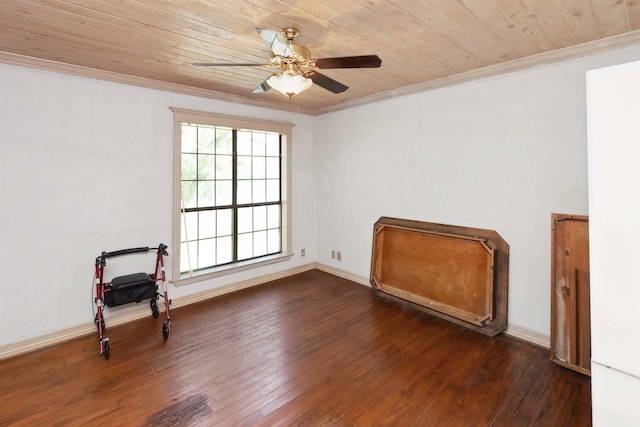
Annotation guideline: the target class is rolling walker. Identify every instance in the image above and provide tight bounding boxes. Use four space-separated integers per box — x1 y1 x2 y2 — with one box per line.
93 244 172 360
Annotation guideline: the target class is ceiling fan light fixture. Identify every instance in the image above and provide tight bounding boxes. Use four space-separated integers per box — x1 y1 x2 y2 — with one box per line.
266 72 313 98
195 28 381 97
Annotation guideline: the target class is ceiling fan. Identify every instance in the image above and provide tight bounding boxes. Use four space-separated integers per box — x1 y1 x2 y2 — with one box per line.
194 28 382 97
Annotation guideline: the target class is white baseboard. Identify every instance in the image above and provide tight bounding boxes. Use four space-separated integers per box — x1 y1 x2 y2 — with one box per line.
0 263 316 361
314 262 371 287
169 262 316 309
315 264 551 350
504 325 550 349
0 263 550 360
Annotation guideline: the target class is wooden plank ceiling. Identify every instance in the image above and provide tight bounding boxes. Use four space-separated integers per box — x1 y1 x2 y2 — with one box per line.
1 0 640 115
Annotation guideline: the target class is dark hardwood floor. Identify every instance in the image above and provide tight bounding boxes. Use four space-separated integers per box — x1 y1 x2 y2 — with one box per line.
0 269 591 426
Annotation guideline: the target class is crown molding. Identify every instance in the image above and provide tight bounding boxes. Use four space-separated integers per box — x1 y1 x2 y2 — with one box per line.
2 28 640 117
0 51 318 115
315 29 640 115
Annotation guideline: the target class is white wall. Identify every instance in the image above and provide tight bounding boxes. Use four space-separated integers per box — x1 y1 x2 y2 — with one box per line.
315 44 640 338
0 63 317 346
3 42 640 351
588 59 640 426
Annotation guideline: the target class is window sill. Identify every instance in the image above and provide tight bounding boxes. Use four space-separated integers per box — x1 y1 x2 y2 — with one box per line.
171 252 294 287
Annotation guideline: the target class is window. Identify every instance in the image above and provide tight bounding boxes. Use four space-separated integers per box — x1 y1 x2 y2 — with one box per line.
171 108 293 284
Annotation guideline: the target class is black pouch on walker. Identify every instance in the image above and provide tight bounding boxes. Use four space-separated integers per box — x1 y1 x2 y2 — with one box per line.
104 272 156 307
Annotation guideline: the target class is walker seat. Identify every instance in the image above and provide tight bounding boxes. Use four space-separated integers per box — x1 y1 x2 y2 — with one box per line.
105 272 156 307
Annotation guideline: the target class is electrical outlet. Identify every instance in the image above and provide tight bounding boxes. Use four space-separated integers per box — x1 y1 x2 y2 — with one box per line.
301 248 305 257
336 251 342 261
331 250 336 259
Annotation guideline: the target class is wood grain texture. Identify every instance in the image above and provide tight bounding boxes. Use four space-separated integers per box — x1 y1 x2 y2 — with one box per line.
550 214 591 375
0 269 590 426
373 226 494 325
0 0 638 114
371 216 509 336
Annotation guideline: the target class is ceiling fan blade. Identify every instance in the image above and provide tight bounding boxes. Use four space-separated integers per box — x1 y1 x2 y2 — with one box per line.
315 55 382 69
193 62 266 67
255 28 290 57
252 81 271 94
309 72 348 94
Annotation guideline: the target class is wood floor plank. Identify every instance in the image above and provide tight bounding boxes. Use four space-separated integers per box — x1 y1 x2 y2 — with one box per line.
0 269 591 426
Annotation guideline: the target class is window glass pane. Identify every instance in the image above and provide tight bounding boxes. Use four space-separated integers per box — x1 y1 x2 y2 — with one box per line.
252 156 266 179
265 133 279 156
176 119 285 275
217 236 233 264
198 154 215 180
252 132 266 156
182 211 198 242
217 209 232 236
181 154 197 180
237 233 253 260
267 204 281 228
198 126 215 154
267 229 281 253
253 205 267 231
198 238 216 268
254 230 267 257
237 180 251 205
237 156 251 179
252 180 266 203
216 154 233 180
216 128 232 154
181 125 197 153
266 179 280 202
181 181 197 209
180 241 197 273
216 180 232 206
238 207 253 234
199 210 216 239
237 130 252 155
266 157 280 179
197 181 215 207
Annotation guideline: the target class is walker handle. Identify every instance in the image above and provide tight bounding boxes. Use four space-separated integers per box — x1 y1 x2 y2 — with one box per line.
157 243 169 256
95 247 151 266
102 247 151 258
95 245 169 266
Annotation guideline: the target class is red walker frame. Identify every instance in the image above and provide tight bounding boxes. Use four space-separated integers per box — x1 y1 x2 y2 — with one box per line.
93 244 172 360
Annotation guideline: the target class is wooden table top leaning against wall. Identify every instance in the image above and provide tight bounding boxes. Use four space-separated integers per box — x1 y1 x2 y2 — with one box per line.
370 216 509 337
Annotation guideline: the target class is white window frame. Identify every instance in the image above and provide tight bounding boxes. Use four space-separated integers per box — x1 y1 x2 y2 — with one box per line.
170 107 294 285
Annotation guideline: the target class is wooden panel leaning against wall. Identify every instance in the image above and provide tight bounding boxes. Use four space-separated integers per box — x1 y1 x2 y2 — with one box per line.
369 216 509 337
550 213 591 375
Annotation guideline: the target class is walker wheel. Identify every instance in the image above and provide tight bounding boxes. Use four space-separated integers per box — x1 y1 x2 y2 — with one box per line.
103 341 110 361
150 300 159 318
162 321 170 340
